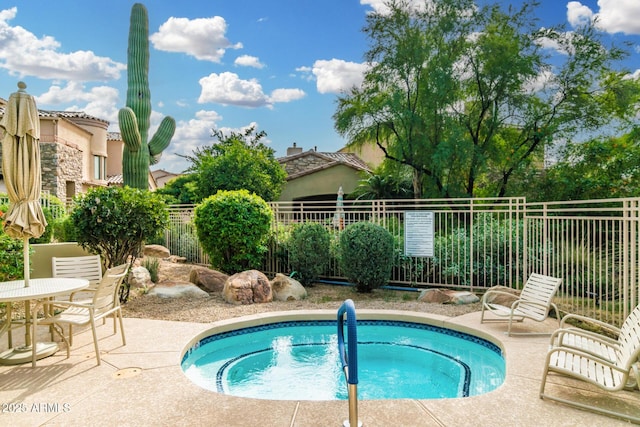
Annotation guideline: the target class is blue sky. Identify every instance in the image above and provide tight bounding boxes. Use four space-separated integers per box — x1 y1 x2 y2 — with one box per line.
0 0 638 174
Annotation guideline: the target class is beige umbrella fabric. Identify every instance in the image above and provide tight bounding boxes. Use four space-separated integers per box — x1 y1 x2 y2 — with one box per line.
0 81 47 286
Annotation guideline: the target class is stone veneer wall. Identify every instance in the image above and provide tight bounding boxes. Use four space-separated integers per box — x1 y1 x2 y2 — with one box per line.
0 142 81 201
282 155 331 176
40 142 82 200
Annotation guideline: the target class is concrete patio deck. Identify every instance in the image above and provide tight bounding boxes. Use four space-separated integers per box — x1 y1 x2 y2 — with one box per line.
1 309 639 426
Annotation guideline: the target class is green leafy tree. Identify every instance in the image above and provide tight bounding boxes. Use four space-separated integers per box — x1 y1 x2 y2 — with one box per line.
155 174 199 204
194 189 273 274
334 0 638 198
70 186 168 301
525 133 640 201
181 127 286 202
350 165 413 200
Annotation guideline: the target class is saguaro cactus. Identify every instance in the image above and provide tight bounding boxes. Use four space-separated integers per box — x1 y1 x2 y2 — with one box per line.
119 3 175 189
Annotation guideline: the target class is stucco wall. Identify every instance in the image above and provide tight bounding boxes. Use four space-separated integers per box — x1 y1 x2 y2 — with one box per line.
30 242 94 279
279 164 362 201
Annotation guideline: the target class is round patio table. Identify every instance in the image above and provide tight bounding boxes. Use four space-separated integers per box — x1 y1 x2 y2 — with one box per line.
0 278 89 366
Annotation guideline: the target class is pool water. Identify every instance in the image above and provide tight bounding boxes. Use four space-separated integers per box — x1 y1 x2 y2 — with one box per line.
181 320 505 401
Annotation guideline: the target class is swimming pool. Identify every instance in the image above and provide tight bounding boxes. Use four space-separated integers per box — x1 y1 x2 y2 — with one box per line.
181 312 505 401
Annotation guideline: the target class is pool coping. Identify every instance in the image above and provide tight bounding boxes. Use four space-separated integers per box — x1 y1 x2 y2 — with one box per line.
1 310 639 426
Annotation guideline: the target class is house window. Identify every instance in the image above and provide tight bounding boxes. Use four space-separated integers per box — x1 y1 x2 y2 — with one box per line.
93 155 106 180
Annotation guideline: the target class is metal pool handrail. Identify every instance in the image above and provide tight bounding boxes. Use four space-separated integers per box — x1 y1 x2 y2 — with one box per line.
337 299 359 427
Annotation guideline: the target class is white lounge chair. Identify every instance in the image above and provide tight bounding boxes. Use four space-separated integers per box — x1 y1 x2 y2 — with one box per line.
35 263 129 366
549 311 628 363
480 273 562 336
539 304 640 423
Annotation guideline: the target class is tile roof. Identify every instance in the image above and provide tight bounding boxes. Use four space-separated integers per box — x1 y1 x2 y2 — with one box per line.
278 149 371 180
0 105 109 125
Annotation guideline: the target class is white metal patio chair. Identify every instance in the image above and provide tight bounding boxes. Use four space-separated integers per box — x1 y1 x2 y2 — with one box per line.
52 254 108 336
539 304 640 423
480 273 563 336
34 263 129 366
52 255 103 295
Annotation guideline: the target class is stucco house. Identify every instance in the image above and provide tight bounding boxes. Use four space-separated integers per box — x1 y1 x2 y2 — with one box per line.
277 143 371 202
0 98 156 202
151 169 181 189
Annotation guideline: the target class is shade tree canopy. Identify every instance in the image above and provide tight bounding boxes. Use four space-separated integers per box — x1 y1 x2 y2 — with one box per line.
334 0 640 199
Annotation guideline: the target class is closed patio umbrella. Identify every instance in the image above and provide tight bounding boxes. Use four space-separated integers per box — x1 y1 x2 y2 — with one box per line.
0 81 47 287
333 186 345 230
0 81 47 360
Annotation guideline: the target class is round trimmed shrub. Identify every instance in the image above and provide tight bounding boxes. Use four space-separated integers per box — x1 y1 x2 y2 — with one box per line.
194 189 273 274
288 222 331 286
338 221 394 293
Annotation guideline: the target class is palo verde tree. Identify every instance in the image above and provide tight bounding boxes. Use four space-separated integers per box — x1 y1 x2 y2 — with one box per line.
334 0 639 198
180 126 286 202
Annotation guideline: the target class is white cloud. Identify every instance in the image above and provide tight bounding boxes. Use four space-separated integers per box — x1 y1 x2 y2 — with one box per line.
360 0 429 15
594 0 640 35
234 55 265 69
198 71 304 108
198 72 268 107
37 81 120 125
269 88 306 103
569 1 640 35
567 2 593 28
150 15 242 62
308 59 370 94
0 7 124 81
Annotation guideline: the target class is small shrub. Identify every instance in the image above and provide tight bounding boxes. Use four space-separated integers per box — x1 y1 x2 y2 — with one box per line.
70 186 169 302
194 189 273 274
52 215 79 242
0 233 24 281
288 222 331 286
29 206 54 244
338 222 394 293
143 257 160 283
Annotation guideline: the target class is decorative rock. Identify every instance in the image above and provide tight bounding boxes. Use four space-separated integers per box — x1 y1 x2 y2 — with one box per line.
148 283 209 298
271 273 307 301
223 270 273 305
483 286 520 306
129 266 153 289
190 267 229 293
144 244 171 258
418 289 479 305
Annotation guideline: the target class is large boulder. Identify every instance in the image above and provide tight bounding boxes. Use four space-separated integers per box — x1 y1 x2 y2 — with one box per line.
144 244 171 259
271 273 307 301
148 283 209 298
223 270 273 305
483 286 521 306
418 289 479 305
129 266 153 290
190 267 229 293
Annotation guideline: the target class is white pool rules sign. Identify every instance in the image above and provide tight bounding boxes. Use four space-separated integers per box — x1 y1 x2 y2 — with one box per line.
404 211 434 257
